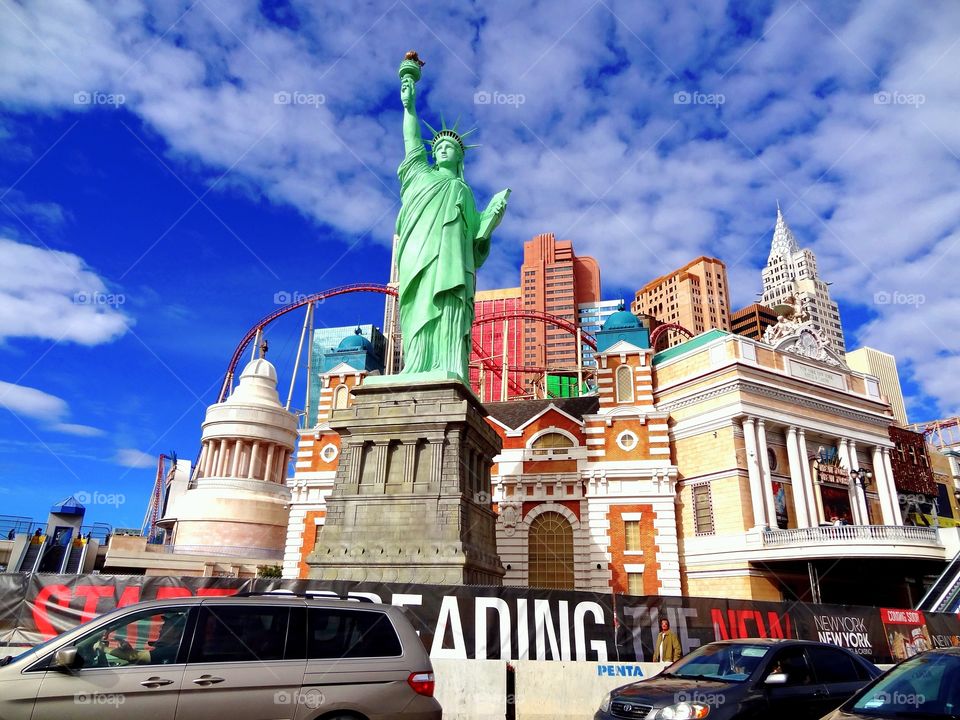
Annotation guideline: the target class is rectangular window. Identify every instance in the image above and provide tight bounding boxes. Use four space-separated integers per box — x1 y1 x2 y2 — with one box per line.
308 608 402 659
189 606 289 663
624 520 642 551
693 484 715 535
627 572 644 595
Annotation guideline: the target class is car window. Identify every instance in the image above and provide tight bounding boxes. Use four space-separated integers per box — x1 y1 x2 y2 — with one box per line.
852 653 960 716
806 646 862 683
72 607 190 668
307 608 402 659
766 647 814 686
668 643 768 682
188 606 288 663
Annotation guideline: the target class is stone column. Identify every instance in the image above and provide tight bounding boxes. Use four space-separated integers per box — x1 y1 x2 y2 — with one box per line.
837 439 860 525
883 448 904 525
873 445 897 525
215 438 229 477
230 439 243 477
264 443 276 482
847 441 871 524
742 417 767 528
201 442 214 477
195 444 207 479
402 440 417 491
757 420 778 529
798 429 821 525
786 426 810 528
248 441 260 479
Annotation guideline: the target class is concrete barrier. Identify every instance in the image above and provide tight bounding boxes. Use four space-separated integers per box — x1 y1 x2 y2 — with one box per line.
515 660 668 719
433 658 508 720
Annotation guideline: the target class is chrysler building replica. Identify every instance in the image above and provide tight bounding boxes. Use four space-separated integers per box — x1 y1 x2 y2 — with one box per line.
761 205 846 357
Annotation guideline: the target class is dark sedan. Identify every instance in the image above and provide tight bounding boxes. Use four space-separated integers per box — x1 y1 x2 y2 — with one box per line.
822 646 960 719
595 639 880 720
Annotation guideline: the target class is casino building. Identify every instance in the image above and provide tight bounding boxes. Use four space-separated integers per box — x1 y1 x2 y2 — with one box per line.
283 307 960 607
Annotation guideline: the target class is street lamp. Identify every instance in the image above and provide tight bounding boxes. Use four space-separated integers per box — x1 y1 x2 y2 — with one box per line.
849 468 872 487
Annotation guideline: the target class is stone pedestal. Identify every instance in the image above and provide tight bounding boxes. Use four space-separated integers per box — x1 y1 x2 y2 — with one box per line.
306 379 505 585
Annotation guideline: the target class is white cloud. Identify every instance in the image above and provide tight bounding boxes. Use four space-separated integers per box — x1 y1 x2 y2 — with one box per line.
0 379 104 435
114 447 156 468
0 237 131 345
2 0 960 418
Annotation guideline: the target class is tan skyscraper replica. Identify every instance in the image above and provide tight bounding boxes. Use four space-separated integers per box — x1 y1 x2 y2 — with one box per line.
847 347 909 425
632 256 731 347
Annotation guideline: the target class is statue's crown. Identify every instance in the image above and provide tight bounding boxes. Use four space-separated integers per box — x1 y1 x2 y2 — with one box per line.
423 115 479 154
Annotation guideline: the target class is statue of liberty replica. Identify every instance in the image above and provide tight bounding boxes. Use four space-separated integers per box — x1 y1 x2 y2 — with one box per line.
395 51 509 382
307 52 508 585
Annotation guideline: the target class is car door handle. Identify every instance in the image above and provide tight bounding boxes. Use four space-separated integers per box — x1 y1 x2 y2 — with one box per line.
140 677 175 688
191 675 225 686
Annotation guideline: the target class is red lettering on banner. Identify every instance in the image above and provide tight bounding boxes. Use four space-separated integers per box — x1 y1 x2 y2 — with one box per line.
711 608 793 640
116 586 142 607
74 585 115 623
197 588 240 597
156 587 192 600
767 613 792 639
31 584 71 639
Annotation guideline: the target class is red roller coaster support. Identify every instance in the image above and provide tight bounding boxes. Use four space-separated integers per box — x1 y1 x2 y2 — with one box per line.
219 286 598 404
650 322 693 351
219 283 397 402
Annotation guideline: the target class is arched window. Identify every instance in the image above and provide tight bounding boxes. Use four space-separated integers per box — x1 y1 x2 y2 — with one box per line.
333 384 350 410
531 432 574 456
616 364 634 403
527 512 574 589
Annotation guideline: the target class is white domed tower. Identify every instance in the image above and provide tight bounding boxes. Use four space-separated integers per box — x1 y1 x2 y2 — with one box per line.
164 357 298 556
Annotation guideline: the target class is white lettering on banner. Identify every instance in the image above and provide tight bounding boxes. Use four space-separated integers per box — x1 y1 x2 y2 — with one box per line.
476 597 512 660
391 593 423 609
428 595 606 661
517 598 529 660
535 599 571 661
574 602 608 662
812 614 873 654
431 597 468 659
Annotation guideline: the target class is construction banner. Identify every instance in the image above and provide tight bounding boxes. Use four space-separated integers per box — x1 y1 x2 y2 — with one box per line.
2 573 959 665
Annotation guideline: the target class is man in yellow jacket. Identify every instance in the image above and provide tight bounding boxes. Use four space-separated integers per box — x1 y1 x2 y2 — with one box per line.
652 617 682 663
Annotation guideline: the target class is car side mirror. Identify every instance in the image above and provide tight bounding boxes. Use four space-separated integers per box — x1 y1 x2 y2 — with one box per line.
764 672 788 685
51 646 78 670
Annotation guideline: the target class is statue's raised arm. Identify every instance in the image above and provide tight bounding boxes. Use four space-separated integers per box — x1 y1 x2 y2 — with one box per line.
399 51 424 155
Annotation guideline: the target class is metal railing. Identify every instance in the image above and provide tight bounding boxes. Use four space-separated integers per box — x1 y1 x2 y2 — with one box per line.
763 524 941 547
147 544 283 561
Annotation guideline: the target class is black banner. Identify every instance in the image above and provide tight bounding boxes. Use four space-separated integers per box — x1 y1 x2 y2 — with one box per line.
1 574 958 665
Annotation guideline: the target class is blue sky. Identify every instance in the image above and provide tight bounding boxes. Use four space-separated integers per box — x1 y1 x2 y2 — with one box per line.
2 0 959 528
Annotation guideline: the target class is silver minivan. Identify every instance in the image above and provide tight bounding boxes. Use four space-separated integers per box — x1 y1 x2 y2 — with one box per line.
0 593 442 720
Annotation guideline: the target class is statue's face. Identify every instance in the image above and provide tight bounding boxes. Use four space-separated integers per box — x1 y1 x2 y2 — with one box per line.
434 139 462 171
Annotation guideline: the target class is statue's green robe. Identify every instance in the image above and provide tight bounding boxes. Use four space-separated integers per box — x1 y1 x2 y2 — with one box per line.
395 144 491 381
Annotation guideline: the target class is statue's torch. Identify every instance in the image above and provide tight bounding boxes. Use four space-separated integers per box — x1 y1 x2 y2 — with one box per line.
399 50 425 82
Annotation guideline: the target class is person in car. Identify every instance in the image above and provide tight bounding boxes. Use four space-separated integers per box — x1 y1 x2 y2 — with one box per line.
97 614 185 665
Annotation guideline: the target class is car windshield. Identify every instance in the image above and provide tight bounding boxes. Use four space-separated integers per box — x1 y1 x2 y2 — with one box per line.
850 652 960 717
665 643 770 683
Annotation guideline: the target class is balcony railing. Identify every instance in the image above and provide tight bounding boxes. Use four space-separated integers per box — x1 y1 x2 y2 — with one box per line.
146 544 283 561
763 524 940 547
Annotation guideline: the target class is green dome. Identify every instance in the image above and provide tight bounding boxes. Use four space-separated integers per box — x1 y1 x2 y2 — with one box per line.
337 328 372 352
603 309 641 331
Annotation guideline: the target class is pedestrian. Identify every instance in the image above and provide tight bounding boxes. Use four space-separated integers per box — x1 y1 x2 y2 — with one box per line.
652 617 682 663
6 528 14 541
